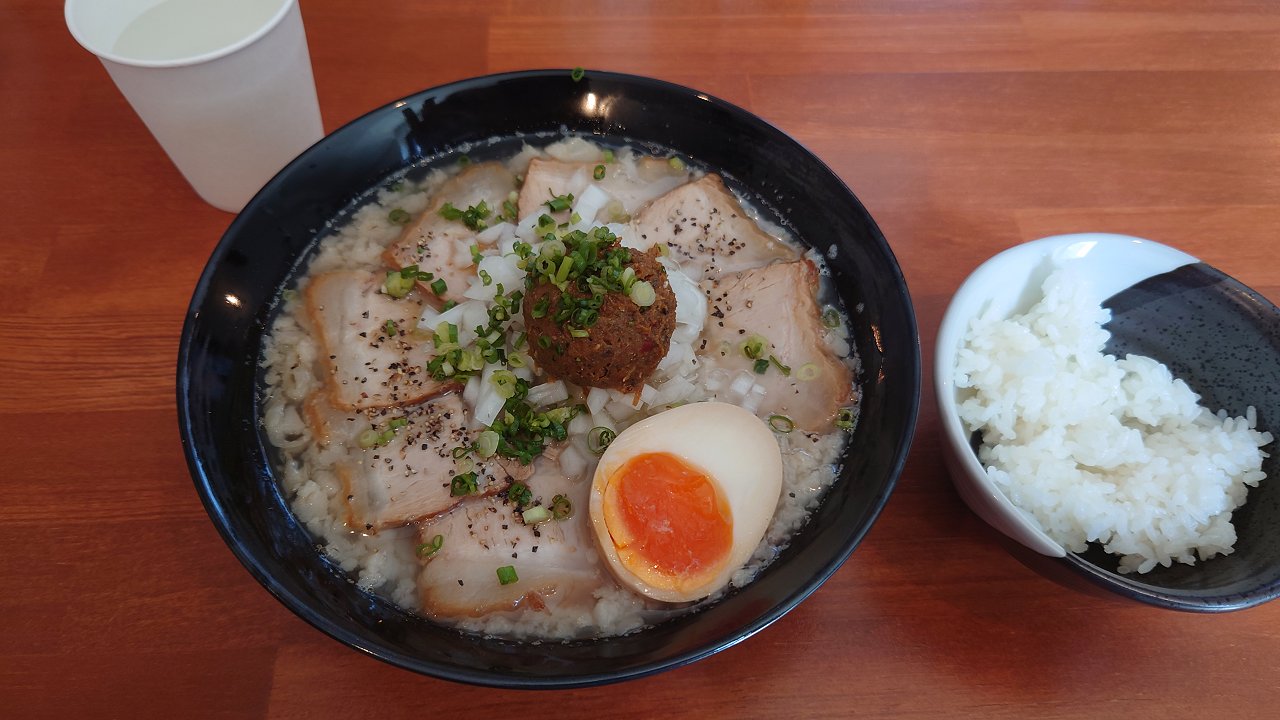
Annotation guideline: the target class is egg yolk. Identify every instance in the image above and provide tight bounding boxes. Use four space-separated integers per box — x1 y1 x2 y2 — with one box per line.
602 452 733 592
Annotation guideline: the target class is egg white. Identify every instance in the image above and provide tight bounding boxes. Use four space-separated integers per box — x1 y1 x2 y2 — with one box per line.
588 401 784 603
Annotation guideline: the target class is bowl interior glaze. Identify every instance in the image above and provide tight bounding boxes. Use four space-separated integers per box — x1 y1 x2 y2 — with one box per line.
177 70 920 687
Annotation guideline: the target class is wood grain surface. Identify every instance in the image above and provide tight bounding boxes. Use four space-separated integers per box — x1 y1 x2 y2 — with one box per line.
3 1 1279 717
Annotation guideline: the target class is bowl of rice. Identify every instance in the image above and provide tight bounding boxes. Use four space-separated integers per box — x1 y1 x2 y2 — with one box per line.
935 233 1280 611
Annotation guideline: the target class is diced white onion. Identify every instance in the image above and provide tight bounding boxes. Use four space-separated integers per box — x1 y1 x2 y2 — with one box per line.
472 364 506 427
639 384 657 405
526 380 569 408
476 222 509 244
420 300 489 347
590 410 617 434
464 253 526 302
729 370 756 398
606 400 639 420
570 184 612 229
651 376 696 407
463 373 481 410
515 210 543 240
587 386 610 415
567 412 594 436
741 384 768 414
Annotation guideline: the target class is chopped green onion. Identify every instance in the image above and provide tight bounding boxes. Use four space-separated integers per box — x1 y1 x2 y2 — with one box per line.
450 472 479 496
384 270 415 298
593 164 606 180
388 208 411 225
605 198 629 223
475 430 499 458
479 269 493 286
768 355 792 376
602 149 615 163
768 414 795 433
522 505 551 525
497 565 519 585
835 408 856 430
471 244 484 266
508 352 526 368
439 200 490 230
537 335 552 350
439 202 463 221
797 363 820 381
416 535 444 558
629 280 656 307
430 278 448 296
451 445 471 459
668 156 686 171
741 334 766 360
507 482 532 507
387 417 408 430
357 428 381 449
588 426 616 454
551 494 573 520
490 370 519 399
822 307 842 329
545 193 574 213
568 328 589 338
502 199 518 222
384 319 398 337
570 67 585 82
753 358 770 374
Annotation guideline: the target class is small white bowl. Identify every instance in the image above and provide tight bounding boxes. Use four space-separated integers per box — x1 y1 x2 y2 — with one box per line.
933 233 1197 557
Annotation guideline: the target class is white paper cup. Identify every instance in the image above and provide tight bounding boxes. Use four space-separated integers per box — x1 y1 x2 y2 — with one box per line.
66 0 324 212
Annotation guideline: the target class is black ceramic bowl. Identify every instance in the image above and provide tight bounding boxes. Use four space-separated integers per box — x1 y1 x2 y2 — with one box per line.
178 70 920 687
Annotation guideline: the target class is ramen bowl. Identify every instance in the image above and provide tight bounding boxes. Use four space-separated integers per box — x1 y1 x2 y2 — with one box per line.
177 70 920 686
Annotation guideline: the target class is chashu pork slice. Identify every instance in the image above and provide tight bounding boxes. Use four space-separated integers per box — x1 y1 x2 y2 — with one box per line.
699 260 854 432
300 391 523 532
515 156 689 221
630 174 798 279
416 460 602 619
304 269 454 411
383 162 518 306
333 393 481 532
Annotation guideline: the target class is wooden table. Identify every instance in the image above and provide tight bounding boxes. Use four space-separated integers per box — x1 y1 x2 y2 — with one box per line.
4 1 1278 717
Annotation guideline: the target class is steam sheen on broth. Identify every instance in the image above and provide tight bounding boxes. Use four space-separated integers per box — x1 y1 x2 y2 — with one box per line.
259 138 860 639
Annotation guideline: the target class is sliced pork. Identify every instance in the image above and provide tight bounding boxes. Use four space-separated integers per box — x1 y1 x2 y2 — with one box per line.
699 260 854 431
330 393 476 532
630 174 798 279
516 156 688 222
304 269 454 410
415 461 601 619
383 162 518 305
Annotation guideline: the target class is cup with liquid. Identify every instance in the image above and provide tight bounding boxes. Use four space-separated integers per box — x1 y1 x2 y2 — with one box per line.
66 0 324 212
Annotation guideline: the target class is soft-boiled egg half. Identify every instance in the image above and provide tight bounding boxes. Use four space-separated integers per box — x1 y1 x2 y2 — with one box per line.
588 401 784 603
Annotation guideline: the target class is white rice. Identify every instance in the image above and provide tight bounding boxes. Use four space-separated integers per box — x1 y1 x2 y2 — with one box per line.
954 266 1273 574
